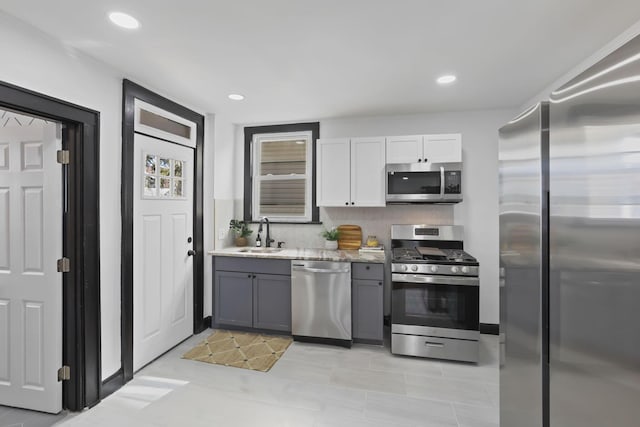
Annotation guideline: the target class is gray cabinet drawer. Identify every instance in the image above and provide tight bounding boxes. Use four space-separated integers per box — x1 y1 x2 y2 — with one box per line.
352 262 383 280
215 256 291 275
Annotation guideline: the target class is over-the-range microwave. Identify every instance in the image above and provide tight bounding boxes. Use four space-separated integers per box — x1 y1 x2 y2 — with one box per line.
385 162 462 203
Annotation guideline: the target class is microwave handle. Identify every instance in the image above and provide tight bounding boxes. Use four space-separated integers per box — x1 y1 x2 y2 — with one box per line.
440 166 445 196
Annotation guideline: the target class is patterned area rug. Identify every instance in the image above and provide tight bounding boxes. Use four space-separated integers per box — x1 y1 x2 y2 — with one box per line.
181 330 292 372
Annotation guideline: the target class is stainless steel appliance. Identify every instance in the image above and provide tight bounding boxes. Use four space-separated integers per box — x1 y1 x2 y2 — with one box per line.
390 225 479 362
386 162 462 203
291 260 352 347
499 34 640 427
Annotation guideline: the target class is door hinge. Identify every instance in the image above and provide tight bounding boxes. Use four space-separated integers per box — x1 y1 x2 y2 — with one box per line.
56 150 70 165
57 257 70 273
58 365 70 381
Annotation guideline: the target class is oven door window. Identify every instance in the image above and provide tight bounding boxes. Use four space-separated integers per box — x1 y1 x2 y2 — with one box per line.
387 171 441 195
392 282 479 330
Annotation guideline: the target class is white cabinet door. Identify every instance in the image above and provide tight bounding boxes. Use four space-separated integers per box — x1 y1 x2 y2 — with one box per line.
0 122 62 413
350 137 386 207
316 138 351 207
385 135 422 163
133 134 194 372
423 133 462 163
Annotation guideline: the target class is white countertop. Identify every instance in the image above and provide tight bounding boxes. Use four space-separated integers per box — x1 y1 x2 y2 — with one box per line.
208 247 386 263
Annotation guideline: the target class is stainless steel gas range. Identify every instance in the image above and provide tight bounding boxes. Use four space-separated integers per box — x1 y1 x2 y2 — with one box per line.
390 224 479 363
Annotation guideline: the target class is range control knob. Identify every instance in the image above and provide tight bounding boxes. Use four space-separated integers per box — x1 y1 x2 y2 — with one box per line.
430 265 438 273
451 266 459 274
400 264 408 272
461 266 469 274
411 265 418 272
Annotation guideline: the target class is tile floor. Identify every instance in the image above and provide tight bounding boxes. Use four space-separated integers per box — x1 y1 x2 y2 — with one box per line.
9 329 499 427
0 405 67 427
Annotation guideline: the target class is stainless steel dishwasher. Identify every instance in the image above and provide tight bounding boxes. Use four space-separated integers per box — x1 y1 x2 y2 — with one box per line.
291 260 352 347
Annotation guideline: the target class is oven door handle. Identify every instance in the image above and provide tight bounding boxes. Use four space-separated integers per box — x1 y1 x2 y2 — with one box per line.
392 273 479 287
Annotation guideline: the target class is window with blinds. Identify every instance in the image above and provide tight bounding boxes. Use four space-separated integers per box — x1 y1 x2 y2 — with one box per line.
252 132 312 222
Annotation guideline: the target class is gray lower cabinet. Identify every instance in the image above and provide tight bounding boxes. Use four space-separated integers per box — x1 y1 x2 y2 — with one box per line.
215 271 254 327
352 263 384 343
253 274 291 331
214 257 291 332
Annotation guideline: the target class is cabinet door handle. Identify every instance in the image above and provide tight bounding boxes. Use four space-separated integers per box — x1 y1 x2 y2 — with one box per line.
187 249 196 256
247 274 252 278
366 265 370 270
379 282 382 286
345 202 349 205
351 202 355 205
418 158 422 162
424 158 428 162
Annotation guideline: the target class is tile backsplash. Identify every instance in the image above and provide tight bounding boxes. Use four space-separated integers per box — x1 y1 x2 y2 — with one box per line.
228 202 454 250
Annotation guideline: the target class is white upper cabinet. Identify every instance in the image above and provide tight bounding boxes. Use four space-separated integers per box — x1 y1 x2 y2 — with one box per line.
386 133 462 164
318 133 461 208
423 133 462 163
385 135 422 163
317 137 386 207
350 137 386 206
316 138 351 207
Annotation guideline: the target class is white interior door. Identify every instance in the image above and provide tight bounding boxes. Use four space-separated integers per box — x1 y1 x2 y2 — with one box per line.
133 133 194 371
0 120 62 413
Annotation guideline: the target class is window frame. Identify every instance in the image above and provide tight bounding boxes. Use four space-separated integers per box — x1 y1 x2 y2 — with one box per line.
244 122 320 223
251 131 313 221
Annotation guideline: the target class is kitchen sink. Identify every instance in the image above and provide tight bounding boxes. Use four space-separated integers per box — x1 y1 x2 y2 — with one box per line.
235 248 283 254
250 248 282 253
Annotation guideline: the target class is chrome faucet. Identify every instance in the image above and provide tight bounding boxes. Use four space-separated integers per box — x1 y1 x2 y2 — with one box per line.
258 217 275 247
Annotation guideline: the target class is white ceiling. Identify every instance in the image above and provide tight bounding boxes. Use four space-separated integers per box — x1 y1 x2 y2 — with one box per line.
2 0 640 124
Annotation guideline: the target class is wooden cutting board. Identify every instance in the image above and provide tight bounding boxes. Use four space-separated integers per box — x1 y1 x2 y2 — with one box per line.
337 225 362 250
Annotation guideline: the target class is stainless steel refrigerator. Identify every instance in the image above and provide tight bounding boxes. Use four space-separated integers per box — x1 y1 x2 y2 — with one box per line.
499 35 640 427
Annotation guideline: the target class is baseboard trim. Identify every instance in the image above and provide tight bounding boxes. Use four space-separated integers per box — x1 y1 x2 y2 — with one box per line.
203 316 212 328
101 369 124 400
353 338 384 346
480 323 499 335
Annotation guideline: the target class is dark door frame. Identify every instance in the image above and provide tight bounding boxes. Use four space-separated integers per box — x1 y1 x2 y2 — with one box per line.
0 80 101 411
118 80 205 387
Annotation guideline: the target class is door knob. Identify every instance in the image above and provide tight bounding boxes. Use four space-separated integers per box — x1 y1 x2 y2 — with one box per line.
187 250 196 256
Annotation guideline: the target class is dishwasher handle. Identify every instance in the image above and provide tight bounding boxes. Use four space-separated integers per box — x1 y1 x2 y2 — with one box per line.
292 265 351 274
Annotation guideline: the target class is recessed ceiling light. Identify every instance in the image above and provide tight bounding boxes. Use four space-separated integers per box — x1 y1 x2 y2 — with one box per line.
108 12 140 29
228 94 245 101
437 74 457 85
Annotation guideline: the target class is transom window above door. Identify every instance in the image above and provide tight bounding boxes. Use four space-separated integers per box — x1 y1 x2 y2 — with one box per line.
143 154 186 199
